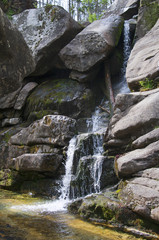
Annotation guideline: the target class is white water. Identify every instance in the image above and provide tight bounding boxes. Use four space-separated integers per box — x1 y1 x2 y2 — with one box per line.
92 155 104 193
114 21 131 95
60 136 77 201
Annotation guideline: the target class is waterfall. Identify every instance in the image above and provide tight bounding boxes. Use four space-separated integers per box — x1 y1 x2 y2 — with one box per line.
59 136 77 201
114 20 131 94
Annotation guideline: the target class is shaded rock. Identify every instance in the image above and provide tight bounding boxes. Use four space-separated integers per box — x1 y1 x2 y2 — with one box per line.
59 15 124 73
132 128 159 149
20 179 62 198
126 19 159 91
24 78 96 120
12 6 82 76
102 0 140 20
14 82 38 110
2 118 21 127
135 0 159 40
0 126 24 169
116 141 159 177
10 115 77 147
0 8 35 109
11 153 63 173
69 67 99 83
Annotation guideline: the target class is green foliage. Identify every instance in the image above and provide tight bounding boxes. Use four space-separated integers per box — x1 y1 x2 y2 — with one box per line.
88 12 97 22
139 78 155 91
6 8 15 19
45 4 52 13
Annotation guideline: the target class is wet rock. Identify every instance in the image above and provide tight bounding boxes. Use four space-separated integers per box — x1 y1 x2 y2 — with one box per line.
0 8 35 109
20 179 62 198
102 0 140 20
59 15 124 73
116 141 159 177
126 19 159 91
12 6 82 76
14 82 38 110
10 115 77 147
24 78 96 120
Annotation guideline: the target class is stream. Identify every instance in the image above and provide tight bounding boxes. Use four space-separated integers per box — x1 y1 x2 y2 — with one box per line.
0 189 142 240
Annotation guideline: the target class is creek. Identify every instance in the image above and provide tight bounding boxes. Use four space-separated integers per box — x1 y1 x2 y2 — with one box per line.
0 21 134 240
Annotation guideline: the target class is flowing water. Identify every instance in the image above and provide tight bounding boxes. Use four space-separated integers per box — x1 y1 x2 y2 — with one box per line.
113 20 131 95
0 189 142 240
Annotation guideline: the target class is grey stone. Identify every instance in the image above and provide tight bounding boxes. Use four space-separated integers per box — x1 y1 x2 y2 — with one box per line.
116 141 159 177
135 0 159 40
126 19 159 91
10 115 77 147
2 118 21 127
59 15 124 72
102 0 139 20
12 6 82 76
111 91 159 139
0 8 35 109
132 128 159 149
120 170 159 223
11 153 63 173
14 82 38 110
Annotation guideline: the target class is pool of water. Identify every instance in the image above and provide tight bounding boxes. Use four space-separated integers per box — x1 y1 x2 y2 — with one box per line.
0 189 143 240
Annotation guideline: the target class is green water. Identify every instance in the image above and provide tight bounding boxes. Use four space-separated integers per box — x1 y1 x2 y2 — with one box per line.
0 189 142 240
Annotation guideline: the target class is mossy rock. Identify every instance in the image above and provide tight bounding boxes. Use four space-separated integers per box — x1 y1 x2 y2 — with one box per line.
136 0 159 39
24 78 96 120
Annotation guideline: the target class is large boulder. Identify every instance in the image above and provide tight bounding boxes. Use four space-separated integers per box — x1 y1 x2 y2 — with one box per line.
12 6 82 76
59 15 124 73
135 0 159 40
116 141 159 178
0 8 35 109
126 19 159 91
10 115 77 147
107 90 159 141
120 168 159 224
12 153 63 174
102 0 140 20
24 78 97 120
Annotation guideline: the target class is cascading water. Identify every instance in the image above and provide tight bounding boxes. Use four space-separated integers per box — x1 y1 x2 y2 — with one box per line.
59 136 77 201
113 20 131 94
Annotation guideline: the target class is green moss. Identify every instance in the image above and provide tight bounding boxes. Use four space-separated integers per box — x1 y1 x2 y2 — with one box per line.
45 4 52 13
142 1 159 32
51 8 57 22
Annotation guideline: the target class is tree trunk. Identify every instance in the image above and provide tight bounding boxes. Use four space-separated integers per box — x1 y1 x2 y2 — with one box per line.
104 61 115 115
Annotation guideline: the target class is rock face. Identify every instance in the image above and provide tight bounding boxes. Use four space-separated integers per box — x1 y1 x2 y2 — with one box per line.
10 115 77 147
102 0 140 20
12 6 82 76
120 168 159 223
59 15 124 73
14 82 38 110
24 78 96 120
0 8 35 109
126 19 159 91
104 88 159 225
135 0 159 40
